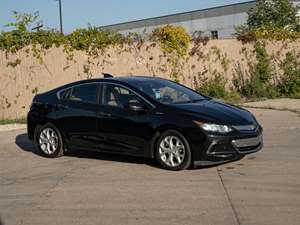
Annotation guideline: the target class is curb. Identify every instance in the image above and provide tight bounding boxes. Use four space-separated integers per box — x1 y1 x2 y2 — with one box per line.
0 124 27 132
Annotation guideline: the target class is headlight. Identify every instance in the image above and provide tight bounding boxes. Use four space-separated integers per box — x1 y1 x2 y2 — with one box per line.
193 121 232 133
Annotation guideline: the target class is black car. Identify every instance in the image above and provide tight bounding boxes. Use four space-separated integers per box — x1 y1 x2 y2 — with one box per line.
27 75 263 170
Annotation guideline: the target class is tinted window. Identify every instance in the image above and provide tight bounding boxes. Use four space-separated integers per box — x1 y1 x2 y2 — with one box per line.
59 83 99 103
59 88 72 100
129 79 206 104
102 84 140 108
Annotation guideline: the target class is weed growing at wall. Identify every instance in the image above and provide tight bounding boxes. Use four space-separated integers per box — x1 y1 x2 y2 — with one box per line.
279 51 300 97
151 25 191 81
0 12 124 65
233 41 278 98
67 27 123 56
151 25 191 57
6 58 21 67
195 72 228 99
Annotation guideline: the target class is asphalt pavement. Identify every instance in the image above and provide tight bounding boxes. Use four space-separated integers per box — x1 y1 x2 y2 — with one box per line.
0 108 300 225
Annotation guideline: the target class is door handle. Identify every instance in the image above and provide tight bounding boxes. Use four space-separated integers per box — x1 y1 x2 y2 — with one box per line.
98 111 112 117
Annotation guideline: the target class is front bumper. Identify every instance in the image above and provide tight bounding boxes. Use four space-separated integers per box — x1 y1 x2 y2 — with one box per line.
194 126 263 166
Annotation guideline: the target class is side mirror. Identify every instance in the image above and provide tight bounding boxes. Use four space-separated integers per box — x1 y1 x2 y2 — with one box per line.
127 101 146 113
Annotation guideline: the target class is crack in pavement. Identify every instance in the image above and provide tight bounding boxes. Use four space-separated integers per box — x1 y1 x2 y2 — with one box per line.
33 159 115 208
217 169 241 225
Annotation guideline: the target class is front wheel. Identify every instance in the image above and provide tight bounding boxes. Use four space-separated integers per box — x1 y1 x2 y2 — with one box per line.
155 130 192 171
37 123 64 158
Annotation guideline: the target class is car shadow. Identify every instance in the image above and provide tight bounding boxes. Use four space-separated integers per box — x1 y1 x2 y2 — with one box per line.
15 133 159 168
15 133 238 170
15 133 41 155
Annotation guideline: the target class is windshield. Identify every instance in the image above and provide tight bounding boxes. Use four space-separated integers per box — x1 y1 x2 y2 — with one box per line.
131 79 206 104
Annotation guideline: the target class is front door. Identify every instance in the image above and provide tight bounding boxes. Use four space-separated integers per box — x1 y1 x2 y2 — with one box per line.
97 83 154 156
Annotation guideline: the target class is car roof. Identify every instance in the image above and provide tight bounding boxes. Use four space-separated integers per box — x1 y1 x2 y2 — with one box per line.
46 76 165 95
66 76 166 86
87 75 165 83
115 76 164 82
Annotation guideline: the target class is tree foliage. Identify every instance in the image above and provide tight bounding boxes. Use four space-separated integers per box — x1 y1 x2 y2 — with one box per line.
151 25 191 57
236 0 300 41
248 0 300 32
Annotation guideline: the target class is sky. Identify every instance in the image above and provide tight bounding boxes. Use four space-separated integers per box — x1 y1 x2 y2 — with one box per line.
0 0 250 33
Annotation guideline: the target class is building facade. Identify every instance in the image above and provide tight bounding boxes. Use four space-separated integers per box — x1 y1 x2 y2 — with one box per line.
100 1 300 39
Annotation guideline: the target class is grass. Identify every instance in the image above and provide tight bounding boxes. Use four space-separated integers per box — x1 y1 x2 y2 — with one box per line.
0 118 26 125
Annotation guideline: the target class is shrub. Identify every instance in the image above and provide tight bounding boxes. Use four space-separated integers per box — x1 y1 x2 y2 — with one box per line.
195 72 228 99
235 26 300 42
225 90 242 103
151 25 191 57
235 25 257 43
189 31 210 56
234 41 278 98
253 26 300 40
0 12 124 58
31 30 65 49
191 31 209 46
278 52 300 96
123 32 145 49
66 27 123 54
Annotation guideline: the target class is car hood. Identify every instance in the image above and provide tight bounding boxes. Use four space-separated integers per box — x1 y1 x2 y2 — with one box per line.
171 99 255 125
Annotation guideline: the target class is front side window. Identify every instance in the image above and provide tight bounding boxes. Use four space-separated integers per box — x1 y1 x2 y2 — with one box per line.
102 84 141 108
59 83 99 104
129 79 206 104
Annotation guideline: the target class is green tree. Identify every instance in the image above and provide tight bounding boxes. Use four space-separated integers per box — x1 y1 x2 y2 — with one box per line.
0 11 40 53
5 11 40 32
248 0 300 31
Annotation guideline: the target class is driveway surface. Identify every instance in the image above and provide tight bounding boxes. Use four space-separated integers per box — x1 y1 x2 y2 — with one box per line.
0 108 300 225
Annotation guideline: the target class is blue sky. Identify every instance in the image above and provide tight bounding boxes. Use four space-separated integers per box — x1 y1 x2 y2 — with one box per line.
0 0 249 33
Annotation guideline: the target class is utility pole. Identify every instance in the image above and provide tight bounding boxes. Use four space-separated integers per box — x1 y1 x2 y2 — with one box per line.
57 0 63 33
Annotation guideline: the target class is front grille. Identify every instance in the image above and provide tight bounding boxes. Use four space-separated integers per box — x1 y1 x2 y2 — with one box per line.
232 124 257 131
232 135 263 153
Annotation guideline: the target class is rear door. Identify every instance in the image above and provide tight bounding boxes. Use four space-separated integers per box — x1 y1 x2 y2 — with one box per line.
56 82 101 149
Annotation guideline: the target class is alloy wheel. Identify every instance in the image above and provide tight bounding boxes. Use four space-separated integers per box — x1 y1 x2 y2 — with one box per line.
159 135 186 167
39 127 59 155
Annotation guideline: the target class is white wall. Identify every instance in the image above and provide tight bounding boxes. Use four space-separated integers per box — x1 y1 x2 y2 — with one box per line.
118 12 248 39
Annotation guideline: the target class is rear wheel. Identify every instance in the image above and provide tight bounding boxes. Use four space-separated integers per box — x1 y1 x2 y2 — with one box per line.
37 123 64 158
155 130 191 171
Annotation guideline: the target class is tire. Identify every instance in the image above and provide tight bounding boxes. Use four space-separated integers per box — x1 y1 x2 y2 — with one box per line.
155 130 192 171
37 123 64 158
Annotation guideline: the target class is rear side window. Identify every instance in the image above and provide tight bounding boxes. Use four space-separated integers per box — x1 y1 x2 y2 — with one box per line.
58 83 99 104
